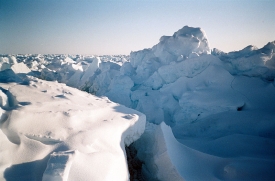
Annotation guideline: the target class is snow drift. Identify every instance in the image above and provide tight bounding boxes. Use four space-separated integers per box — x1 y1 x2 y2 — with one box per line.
0 75 145 181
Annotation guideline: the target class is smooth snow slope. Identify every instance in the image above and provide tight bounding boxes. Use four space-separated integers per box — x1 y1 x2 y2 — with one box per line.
0 75 145 181
135 119 275 181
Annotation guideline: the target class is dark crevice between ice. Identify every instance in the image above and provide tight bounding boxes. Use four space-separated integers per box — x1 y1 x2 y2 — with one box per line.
126 143 145 181
237 103 245 111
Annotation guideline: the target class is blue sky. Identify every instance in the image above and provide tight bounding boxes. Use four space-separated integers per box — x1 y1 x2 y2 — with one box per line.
0 0 274 55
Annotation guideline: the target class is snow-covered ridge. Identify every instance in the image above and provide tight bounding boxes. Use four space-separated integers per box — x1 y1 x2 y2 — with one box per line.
212 40 275 80
1 25 275 180
131 26 210 68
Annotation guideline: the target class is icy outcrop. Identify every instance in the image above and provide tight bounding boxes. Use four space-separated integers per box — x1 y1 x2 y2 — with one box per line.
0 56 30 73
153 26 210 63
131 26 210 68
43 150 77 181
129 26 210 84
212 41 275 81
0 54 127 92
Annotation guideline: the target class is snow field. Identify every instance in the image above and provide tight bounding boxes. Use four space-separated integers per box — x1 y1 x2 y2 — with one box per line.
0 25 275 180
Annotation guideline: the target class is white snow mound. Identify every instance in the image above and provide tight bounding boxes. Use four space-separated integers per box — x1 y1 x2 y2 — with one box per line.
0 76 145 181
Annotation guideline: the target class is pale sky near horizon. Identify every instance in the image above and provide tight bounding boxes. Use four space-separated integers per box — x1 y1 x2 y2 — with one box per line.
0 0 274 55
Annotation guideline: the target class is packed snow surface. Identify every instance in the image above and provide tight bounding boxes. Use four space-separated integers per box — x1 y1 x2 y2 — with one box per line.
1 25 275 180
0 76 145 181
